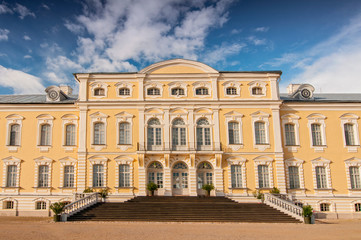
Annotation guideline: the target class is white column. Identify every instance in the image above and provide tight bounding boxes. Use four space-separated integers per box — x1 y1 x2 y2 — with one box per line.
77 75 88 101
270 77 280 100
164 167 172 196
137 74 145 100
214 168 224 196
213 109 221 151
188 109 195 150
138 167 147 196
189 167 197 196
210 74 219 100
77 105 88 191
164 109 170 150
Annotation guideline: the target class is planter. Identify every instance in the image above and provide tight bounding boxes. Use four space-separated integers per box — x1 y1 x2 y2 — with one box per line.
53 214 61 222
304 216 311 224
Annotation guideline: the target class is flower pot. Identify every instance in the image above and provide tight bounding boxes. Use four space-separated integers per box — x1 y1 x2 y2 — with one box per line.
151 190 154 196
304 216 311 224
53 214 61 222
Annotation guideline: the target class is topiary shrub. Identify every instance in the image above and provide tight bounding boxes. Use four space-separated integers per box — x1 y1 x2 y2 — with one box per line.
202 184 215 197
147 182 158 196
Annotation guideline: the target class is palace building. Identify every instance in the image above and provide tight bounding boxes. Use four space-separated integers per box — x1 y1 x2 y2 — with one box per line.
0 59 360 219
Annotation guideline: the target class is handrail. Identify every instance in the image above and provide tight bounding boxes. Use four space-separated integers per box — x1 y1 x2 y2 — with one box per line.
263 193 304 222
61 192 99 222
73 193 95 201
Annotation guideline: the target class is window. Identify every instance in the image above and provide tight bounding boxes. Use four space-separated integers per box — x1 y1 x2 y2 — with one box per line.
315 166 327 189
320 203 330 212
65 124 76 146
119 88 130 96
197 162 212 189
195 87 208 95
252 87 263 95
231 165 242 188
147 118 162 148
226 87 237 95
258 165 269 188
9 124 20 146
6 165 17 187
171 88 185 96
119 164 130 187
288 166 300 189
93 122 105 145
63 165 74 188
147 88 160 96
228 122 240 144
350 166 361 189
93 164 104 187
36 201 46 210
172 118 186 147
255 122 267 145
148 162 163 188
40 124 51 146
196 119 211 147
344 123 356 146
119 122 131 145
355 203 361 212
284 123 296 146
38 165 49 187
311 123 323 146
4 201 14 209
94 88 105 96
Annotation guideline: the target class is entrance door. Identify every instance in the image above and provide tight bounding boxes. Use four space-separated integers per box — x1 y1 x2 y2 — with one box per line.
197 162 213 195
172 162 189 195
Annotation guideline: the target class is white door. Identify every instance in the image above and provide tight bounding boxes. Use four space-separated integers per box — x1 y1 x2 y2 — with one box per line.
172 162 189 195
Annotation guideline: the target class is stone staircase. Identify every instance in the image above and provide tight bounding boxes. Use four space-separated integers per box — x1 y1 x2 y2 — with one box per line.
67 196 301 223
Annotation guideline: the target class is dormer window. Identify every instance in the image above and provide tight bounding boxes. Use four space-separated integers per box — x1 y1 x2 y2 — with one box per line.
147 88 160 96
119 88 130 96
226 87 237 95
171 88 185 96
196 87 208 95
94 88 105 96
252 87 263 95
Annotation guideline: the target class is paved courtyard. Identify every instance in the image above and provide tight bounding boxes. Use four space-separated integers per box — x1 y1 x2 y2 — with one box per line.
0 217 360 240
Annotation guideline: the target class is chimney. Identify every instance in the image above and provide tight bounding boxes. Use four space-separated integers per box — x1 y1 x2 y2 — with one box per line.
59 85 73 95
287 84 301 95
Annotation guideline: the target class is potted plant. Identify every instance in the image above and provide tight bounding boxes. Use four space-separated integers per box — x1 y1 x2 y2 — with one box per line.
50 202 66 222
269 187 280 194
253 190 264 203
202 184 215 197
83 187 94 193
147 182 158 196
98 188 110 202
302 205 313 224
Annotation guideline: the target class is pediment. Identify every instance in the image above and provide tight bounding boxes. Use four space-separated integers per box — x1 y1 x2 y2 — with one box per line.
115 111 134 118
251 111 270 117
224 111 244 117
6 114 24 120
139 59 218 74
89 111 108 118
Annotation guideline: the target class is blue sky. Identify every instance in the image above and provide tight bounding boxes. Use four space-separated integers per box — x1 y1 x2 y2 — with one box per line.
1 0 361 95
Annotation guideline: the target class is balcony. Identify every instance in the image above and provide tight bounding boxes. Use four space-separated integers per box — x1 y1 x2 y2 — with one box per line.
137 142 222 152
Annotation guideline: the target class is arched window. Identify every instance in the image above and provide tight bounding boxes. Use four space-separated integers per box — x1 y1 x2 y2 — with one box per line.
94 88 105 96
254 121 266 145
38 165 49 187
226 87 237 95
148 162 163 188
344 123 356 146
119 88 130 96
9 124 20 146
40 124 51 146
196 119 211 148
197 162 213 189
311 123 323 146
147 88 160 96
65 124 76 146
171 88 185 96
172 118 186 148
36 201 47 210
147 118 162 148
196 87 208 95
228 122 240 144
252 87 263 95
119 122 131 144
93 164 104 187
93 122 105 145
284 123 296 146
63 165 74 188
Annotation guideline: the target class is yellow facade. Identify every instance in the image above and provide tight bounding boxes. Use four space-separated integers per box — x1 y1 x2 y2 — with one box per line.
0 59 360 218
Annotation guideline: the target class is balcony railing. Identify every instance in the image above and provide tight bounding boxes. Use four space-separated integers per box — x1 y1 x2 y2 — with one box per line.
137 142 222 152
62 192 99 222
263 193 304 222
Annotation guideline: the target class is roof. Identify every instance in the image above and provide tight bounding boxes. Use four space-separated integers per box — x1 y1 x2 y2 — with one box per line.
281 93 361 103
0 94 78 104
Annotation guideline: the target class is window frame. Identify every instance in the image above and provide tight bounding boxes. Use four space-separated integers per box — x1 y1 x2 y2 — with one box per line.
281 114 300 152
227 157 247 192
90 112 108 150
115 82 133 98
147 118 162 150
90 82 109 98
35 201 47 210
63 165 75 188
222 81 241 98
65 124 76 146
33 156 53 193
253 156 274 189
340 114 360 153
147 87 161 96
251 111 270 151
171 118 187 150
195 87 209 96
311 157 332 193
2 156 21 192
307 114 327 152
196 118 212 150
59 157 77 189
88 156 108 189
285 157 305 191
5 114 24 152
248 81 267 97
344 157 361 192
115 111 134 150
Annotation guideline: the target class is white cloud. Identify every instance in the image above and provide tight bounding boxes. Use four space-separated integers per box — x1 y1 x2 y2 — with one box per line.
24 55 32 59
13 3 35 19
42 4 50 10
0 2 12 14
0 28 9 41
231 29 242 35
23 35 31 41
203 43 246 65
248 36 267 46
254 27 269 32
0 65 44 94
64 21 84 34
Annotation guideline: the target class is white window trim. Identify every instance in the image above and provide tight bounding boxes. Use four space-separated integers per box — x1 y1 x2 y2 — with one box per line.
281 114 301 152
253 156 274 189
226 157 247 193
1 197 18 210
307 113 327 152
168 81 188 98
115 82 134 98
340 113 360 153
144 82 164 98
194 109 214 151
34 156 53 194
61 114 78 152
5 114 24 152
114 156 134 188
351 199 361 212
344 157 361 194
192 81 211 98
90 81 109 99
170 112 189 151
222 81 242 98
251 111 270 151
311 157 332 195
36 114 54 152
88 156 108 188
90 112 108 151
248 81 267 97
224 111 244 150
33 197 50 210
2 156 21 194
115 111 134 150
59 157 77 189
317 200 335 212
284 157 305 190
144 109 164 151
